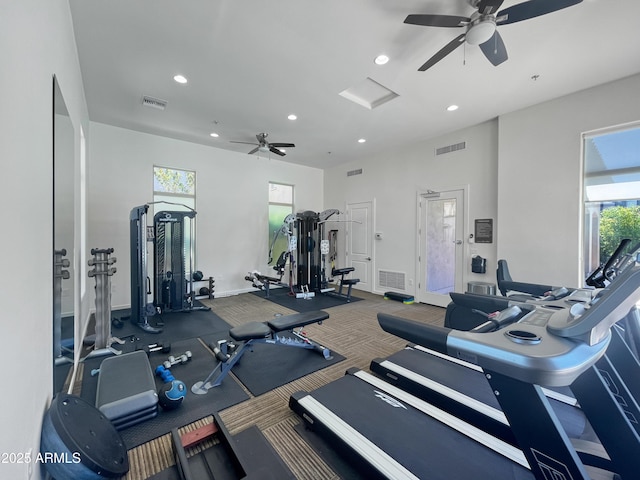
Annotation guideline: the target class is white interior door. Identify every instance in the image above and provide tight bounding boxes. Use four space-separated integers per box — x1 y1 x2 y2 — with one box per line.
346 201 372 292
417 189 465 307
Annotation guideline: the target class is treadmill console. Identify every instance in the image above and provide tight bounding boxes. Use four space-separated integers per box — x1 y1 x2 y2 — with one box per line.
446 265 640 386
378 265 640 387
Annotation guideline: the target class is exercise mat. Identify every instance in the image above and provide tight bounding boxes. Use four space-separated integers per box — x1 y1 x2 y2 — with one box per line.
80 337 249 449
201 332 345 397
250 287 361 312
109 305 231 351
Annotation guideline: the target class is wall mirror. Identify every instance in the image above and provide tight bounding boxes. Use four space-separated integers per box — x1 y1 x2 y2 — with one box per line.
53 76 75 392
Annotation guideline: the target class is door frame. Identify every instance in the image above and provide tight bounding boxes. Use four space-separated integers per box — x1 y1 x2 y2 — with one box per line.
416 185 469 306
345 199 374 293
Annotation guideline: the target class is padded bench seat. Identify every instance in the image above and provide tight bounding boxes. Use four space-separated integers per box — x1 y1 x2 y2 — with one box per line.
229 311 330 342
229 322 272 341
332 267 354 276
268 310 329 332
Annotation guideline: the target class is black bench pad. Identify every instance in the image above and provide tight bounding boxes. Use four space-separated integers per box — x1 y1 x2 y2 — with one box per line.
332 267 354 276
256 273 281 283
342 279 360 285
229 322 272 341
267 310 329 332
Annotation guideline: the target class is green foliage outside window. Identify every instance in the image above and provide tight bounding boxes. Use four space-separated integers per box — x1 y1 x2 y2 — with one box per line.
599 206 640 263
269 205 293 264
154 167 195 194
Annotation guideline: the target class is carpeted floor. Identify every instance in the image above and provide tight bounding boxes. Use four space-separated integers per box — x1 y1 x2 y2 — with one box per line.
70 289 445 479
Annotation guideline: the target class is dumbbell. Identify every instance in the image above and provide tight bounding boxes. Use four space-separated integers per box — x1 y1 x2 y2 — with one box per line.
155 365 175 383
136 341 171 355
162 351 192 369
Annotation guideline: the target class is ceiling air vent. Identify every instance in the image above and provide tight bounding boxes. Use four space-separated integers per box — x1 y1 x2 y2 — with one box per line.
435 141 466 156
347 168 363 177
142 95 167 110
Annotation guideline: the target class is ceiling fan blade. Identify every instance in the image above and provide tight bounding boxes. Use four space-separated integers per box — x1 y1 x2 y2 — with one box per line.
404 14 469 28
269 146 286 156
247 147 259 155
496 0 583 25
230 141 259 146
476 0 505 16
270 143 295 148
418 34 466 71
479 30 508 66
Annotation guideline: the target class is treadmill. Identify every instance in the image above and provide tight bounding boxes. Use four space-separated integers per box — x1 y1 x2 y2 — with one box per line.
290 265 640 480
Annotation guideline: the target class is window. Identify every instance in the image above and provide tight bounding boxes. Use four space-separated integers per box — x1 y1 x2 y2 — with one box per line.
268 182 294 265
582 124 640 278
153 166 196 211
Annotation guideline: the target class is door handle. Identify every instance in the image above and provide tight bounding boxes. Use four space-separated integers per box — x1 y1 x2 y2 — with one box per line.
453 240 462 245
367 257 371 261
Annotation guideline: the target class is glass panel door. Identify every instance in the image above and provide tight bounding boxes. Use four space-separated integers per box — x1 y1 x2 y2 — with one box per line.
418 189 464 307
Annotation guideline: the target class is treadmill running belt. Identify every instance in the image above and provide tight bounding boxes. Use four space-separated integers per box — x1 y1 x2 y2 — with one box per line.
371 347 588 442
292 372 534 480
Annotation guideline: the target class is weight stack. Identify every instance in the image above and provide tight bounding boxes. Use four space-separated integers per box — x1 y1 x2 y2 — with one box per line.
40 393 129 479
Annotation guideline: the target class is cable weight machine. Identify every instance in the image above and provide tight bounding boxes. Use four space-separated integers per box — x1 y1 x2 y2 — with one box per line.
153 210 209 314
129 203 210 334
295 209 340 293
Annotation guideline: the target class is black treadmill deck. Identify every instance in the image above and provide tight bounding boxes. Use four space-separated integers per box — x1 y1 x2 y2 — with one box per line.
291 370 534 480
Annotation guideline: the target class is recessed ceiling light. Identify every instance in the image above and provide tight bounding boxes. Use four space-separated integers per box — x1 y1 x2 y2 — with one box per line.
173 74 188 84
447 104 459 112
209 132 219 138
288 114 297 120
358 138 366 143
374 54 389 65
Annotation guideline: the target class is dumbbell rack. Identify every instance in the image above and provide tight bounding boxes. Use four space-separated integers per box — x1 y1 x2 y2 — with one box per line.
86 248 120 358
194 275 215 300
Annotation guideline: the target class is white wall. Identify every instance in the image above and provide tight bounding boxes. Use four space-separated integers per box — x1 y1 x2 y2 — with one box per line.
324 120 499 297
0 1 88 478
88 122 324 308
497 74 640 287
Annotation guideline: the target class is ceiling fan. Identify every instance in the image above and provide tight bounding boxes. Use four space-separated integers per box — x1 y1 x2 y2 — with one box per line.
230 132 295 157
404 0 583 71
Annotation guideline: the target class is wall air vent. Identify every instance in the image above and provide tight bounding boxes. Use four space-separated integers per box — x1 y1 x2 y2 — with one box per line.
347 168 363 177
142 95 167 110
379 270 406 290
435 141 466 156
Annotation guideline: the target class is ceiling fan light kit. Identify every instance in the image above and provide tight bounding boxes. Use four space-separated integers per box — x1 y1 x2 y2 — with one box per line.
465 15 496 45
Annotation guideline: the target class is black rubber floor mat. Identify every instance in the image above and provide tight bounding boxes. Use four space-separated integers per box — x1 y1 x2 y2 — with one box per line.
80 337 249 449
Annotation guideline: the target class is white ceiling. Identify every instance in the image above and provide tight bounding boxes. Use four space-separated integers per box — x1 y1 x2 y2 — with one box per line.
69 0 640 170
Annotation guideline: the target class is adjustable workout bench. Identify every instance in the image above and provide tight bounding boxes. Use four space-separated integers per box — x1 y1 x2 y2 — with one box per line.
330 267 360 302
192 310 331 395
